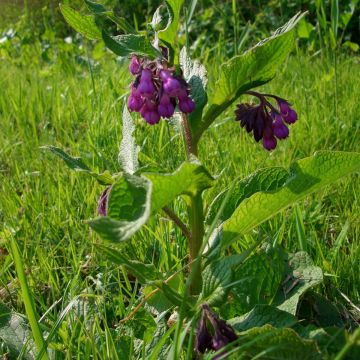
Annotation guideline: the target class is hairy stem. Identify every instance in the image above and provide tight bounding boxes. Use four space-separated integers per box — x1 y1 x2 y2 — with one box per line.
188 192 204 294
181 113 197 157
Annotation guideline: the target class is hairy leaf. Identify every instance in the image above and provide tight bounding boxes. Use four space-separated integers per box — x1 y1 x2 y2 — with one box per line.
118 105 139 175
0 302 35 359
223 244 286 315
102 31 161 58
238 325 321 359
179 47 208 126
274 252 323 315
144 160 214 213
229 305 297 332
206 167 288 225
222 151 360 248
41 145 113 185
60 4 101 40
88 174 152 242
158 0 184 46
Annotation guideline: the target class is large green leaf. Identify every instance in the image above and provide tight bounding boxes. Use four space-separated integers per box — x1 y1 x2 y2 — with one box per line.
0 302 35 359
118 105 139 175
102 31 161 59
88 174 152 242
84 0 136 33
206 167 288 225
222 244 286 316
179 47 208 127
96 244 162 283
237 325 321 359
222 151 360 248
41 145 113 185
144 160 214 213
229 305 297 332
60 4 101 40
274 252 323 315
158 0 184 46
194 12 304 141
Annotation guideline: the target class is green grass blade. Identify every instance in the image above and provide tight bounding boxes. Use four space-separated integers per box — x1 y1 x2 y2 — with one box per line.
9 238 48 360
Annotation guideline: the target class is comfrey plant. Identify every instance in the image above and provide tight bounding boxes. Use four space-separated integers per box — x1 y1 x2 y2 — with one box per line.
43 1 360 358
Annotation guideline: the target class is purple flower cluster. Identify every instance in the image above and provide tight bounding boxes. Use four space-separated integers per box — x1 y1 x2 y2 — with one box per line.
235 91 298 150
127 55 195 125
195 304 237 358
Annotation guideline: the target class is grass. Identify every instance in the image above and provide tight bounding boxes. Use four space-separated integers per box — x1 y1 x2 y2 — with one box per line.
0 39 359 357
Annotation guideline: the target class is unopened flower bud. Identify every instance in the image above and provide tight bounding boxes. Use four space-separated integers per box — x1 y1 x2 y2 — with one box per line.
129 56 141 75
97 186 111 216
140 100 160 125
178 96 195 113
158 93 175 118
138 69 156 97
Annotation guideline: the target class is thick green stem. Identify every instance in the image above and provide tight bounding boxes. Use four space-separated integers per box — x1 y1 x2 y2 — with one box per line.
188 192 204 294
180 113 203 294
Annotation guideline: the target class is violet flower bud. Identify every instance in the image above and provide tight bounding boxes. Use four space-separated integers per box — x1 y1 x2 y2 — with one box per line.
129 56 141 75
263 136 277 150
97 186 111 216
127 86 143 112
283 109 298 124
140 100 160 125
178 96 196 113
273 118 289 139
137 69 156 97
158 93 175 118
195 312 213 354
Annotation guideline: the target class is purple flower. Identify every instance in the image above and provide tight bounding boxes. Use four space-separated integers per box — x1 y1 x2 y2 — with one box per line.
127 51 196 124
137 69 156 97
235 91 298 150
127 86 143 112
178 96 196 113
97 186 111 216
272 115 289 139
158 93 175 118
277 99 298 124
129 56 141 75
195 304 237 357
140 100 160 125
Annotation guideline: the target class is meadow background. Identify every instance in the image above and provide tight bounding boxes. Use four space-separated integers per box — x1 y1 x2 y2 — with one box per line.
0 0 359 358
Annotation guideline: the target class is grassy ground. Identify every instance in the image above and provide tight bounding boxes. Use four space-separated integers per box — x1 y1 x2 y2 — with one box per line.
0 44 359 356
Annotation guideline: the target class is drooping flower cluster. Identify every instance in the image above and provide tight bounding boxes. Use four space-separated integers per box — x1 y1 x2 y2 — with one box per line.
235 91 298 150
195 304 238 358
127 55 195 125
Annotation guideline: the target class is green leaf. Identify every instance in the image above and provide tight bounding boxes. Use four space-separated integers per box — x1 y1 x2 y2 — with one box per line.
118 104 139 175
200 243 258 306
158 0 184 46
0 302 35 359
223 244 286 315
195 12 304 140
144 160 214 213
59 4 101 40
41 145 113 185
88 174 152 242
274 252 323 315
102 31 161 58
222 151 360 248
96 245 161 283
206 167 288 225
84 0 136 34
238 325 321 359
229 305 297 332
179 47 208 126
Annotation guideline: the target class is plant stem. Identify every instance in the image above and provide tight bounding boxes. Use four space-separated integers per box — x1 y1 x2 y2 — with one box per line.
188 192 204 294
180 113 203 294
181 113 197 157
